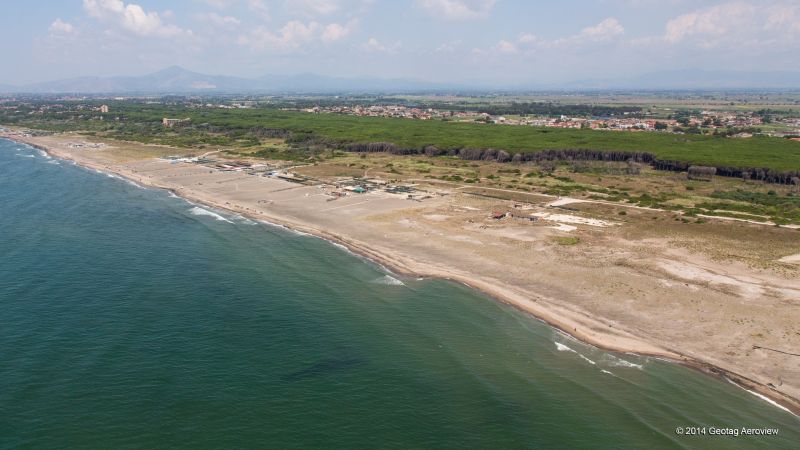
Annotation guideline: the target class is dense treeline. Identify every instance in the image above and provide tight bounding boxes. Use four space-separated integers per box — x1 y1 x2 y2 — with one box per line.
3 102 797 182
345 141 800 185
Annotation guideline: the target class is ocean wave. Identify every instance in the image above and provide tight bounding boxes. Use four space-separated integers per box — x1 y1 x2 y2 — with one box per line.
46 160 60 165
555 342 576 353
726 379 797 417
37 150 51 159
232 214 256 225
554 329 581 342
190 206 233 223
611 359 643 370
330 241 358 256
601 369 615 376
604 355 644 370
372 275 405 286
16 153 35 158
124 179 146 189
578 354 597 365
94 169 145 189
259 219 310 236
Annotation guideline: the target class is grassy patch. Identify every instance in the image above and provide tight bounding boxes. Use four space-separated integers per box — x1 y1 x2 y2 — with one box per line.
554 236 580 245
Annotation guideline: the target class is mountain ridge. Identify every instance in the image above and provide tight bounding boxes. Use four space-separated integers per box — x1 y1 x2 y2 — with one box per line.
1 66 798 94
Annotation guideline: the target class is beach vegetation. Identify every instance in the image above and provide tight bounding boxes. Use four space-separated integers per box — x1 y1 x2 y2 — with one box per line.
555 236 580 245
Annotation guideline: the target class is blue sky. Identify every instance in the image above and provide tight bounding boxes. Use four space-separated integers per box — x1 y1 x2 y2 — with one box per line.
1 0 799 85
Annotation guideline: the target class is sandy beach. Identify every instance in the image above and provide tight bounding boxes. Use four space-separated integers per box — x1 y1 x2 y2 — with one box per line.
4 129 800 416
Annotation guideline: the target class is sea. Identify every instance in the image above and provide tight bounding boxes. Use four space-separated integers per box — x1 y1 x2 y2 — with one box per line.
0 138 797 449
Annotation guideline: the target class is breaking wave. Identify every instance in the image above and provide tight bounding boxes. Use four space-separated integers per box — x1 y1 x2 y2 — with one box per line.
555 342 576 353
726 379 797 417
372 275 405 286
190 206 233 223
603 355 644 370
259 219 310 236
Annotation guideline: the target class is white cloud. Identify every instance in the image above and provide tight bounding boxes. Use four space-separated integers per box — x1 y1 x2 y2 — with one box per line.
49 19 76 35
361 37 400 53
664 3 751 43
321 20 357 42
287 0 340 16
416 0 497 21
247 0 271 20
494 39 517 54
434 40 462 52
579 18 624 40
238 20 320 51
197 12 241 27
517 33 537 44
239 16 358 51
511 18 624 52
662 1 799 48
83 0 188 37
205 0 236 8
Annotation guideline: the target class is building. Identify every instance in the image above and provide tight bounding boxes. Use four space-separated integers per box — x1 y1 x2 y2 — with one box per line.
100 104 109 113
162 117 191 128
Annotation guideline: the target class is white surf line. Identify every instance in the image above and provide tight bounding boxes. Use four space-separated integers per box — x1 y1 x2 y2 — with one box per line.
555 342 577 353
320 199 371 212
725 379 798 417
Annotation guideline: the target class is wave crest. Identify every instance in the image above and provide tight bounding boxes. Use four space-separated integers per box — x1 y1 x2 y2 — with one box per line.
190 207 233 223
373 275 405 286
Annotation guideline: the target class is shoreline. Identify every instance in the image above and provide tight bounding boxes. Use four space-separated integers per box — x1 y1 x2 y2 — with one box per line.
4 134 800 417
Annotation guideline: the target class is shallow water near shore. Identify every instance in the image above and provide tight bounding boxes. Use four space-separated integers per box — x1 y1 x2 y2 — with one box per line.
1 139 798 449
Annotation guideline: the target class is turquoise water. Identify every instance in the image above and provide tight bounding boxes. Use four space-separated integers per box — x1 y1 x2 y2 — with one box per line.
0 139 797 449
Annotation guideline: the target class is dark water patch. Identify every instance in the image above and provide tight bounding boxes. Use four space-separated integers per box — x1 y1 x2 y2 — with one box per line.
282 357 366 382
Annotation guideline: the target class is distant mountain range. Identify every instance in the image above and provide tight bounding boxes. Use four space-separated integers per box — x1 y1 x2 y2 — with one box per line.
562 69 800 90
0 66 452 94
0 66 798 94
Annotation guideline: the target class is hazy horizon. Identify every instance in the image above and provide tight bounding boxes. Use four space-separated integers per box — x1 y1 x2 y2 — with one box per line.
1 0 799 87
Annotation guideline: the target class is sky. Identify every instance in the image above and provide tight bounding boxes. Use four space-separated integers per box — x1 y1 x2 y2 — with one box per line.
1 0 799 85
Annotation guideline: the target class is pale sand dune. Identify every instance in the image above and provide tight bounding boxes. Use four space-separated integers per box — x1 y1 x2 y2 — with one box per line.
779 253 800 264
6 130 800 415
